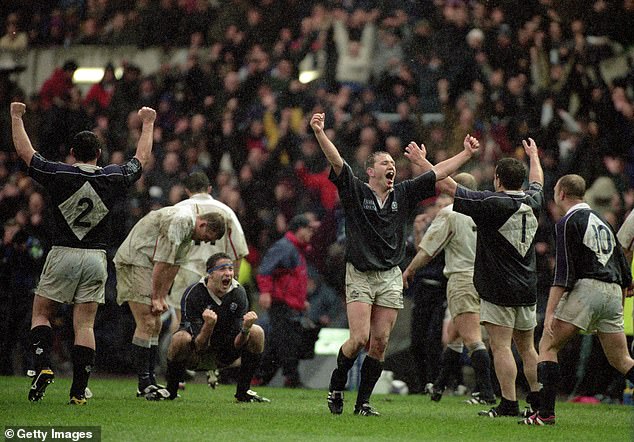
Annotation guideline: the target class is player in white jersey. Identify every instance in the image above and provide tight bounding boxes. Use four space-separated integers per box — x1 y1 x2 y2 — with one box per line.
403 173 496 407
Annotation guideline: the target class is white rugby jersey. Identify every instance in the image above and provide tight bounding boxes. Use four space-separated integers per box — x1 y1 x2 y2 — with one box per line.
419 204 476 277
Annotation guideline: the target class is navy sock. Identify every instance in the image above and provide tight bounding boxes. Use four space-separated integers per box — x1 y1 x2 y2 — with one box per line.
70 345 95 398
237 351 262 396
537 361 560 417
434 347 462 391
356 356 383 407
165 359 185 399
132 344 152 389
470 348 495 400
329 347 356 391
30 325 53 372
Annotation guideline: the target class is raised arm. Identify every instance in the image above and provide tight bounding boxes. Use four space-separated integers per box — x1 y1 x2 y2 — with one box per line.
310 113 344 176
10 102 36 165
404 135 479 196
432 134 479 181
134 106 156 169
522 137 544 186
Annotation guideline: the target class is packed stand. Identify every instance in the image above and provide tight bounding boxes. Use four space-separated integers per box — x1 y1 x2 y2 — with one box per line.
0 0 633 401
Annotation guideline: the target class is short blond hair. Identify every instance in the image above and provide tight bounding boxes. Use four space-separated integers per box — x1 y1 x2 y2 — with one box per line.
557 174 586 199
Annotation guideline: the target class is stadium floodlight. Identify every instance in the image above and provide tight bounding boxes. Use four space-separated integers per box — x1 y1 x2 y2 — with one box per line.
73 67 123 84
298 69 320 84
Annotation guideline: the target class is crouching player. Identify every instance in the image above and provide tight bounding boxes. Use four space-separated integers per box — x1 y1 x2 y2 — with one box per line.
158 252 269 403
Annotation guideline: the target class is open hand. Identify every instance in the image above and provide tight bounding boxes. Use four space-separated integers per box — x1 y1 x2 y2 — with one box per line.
310 113 325 133
522 137 538 157
404 141 427 166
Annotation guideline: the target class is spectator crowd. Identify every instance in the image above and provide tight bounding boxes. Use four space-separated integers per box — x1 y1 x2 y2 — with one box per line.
1 0 634 401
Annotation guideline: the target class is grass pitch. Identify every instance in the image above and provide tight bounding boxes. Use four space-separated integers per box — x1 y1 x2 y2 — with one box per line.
2 375 633 441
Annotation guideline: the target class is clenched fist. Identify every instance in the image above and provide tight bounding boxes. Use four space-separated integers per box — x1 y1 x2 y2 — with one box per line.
10 102 26 118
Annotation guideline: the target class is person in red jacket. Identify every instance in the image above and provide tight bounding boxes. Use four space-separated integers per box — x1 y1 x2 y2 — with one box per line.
39 60 77 110
253 213 320 387
83 63 116 111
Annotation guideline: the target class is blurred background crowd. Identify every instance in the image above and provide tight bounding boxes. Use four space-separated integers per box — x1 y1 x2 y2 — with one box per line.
0 0 633 401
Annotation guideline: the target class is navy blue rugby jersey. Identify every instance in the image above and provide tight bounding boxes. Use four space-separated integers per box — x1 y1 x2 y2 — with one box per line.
453 182 544 306
180 279 248 350
553 203 631 290
330 161 437 272
28 153 142 249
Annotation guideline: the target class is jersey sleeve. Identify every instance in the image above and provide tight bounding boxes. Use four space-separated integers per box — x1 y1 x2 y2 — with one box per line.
181 285 205 337
418 208 454 257
526 182 545 212
118 157 143 186
399 170 437 203
329 161 355 197
453 186 491 225
153 211 193 264
618 211 634 252
27 152 57 186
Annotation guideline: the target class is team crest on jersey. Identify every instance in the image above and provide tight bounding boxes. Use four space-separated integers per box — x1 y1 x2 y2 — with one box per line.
58 182 109 240
230 302 238 312
363 198 377 211
391 201 398 211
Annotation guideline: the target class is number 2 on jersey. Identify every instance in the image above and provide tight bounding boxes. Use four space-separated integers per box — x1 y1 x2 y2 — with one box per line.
73 197 94 228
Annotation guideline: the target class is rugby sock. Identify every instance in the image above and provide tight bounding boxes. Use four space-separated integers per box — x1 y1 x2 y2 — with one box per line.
132 340 152 390
626 366 634 383
329 347 356 391
148 343 159 385
526 390 540 411
468 344 495 400
356 356 383 407
498 397 519 414
70 345 94 398
30 325 53 372
165 359 185 400
434 345 462 391
237 351 262 396
537 361 560 416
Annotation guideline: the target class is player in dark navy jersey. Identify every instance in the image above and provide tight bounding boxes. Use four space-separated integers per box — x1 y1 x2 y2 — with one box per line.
521 174 634 425
160 253 269 403
310 112 479 416
11 101 156 404
419 138 544 418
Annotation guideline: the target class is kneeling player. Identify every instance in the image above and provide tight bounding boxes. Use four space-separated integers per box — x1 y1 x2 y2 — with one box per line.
155 252 269 402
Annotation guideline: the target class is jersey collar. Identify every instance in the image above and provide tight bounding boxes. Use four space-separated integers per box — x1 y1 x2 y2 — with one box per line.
73 163 102 172
566 202 590 215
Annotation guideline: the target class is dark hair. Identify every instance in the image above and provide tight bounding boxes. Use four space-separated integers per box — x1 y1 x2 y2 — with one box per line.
184 172 210 193
206 252 233 272
557 174 586 199
288 214 310 232
364 150 390 170
200 211 226 238
63 60 78 72
71 131 102 162
495 157 526 190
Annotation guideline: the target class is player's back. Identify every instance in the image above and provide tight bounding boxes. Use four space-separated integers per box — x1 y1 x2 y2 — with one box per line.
28 153 142 249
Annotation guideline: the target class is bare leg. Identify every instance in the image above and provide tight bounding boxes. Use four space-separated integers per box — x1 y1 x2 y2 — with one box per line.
485 323 516 401
513 328 539 392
